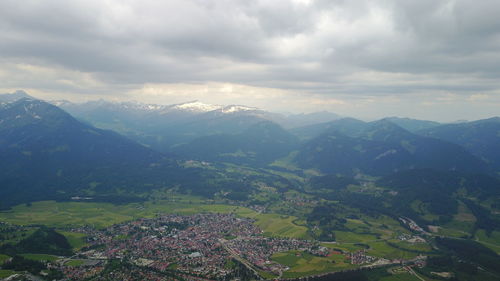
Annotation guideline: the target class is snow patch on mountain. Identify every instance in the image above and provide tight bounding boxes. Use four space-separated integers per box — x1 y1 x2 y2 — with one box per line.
51 100 73 107
222 105 258 113
172 101 223 112
49 98 263 115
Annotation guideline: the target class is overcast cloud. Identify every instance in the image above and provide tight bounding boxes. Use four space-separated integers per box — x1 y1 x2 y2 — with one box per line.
1 0 500 121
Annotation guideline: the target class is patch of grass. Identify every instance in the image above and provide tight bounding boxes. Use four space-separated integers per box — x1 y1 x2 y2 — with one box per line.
387 240 433 253
114 234 129 240
0 200 238 228
334 231 379 243
437 227 469 238
269 151 301 171
167 263 178 270
454 202 476 222
0 201 140 228
475 230 500 254
0 228 37 246
272 251 303 267
224 259 236 269
0 270 16 278
60 231 87 250
321 242 366 253
0 254 10 264
258 269 278 279
368 242 421 260
19 253 59 262
0 200 308 239
272 250 357 279
251 213 310 239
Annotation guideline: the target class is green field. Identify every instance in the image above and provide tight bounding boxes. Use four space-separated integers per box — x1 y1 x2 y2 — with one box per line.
250 214 310 239
0 254 10 264
0 200 309 239
60 231 88 250
367 241 422 260
0 270 16 278
334 231 379 243
321 242 366 253
433 202 476 238
333 215 412 243
0 200 246 228
326 240 429 260
258 269 278 279
20 253 59 262
272 250 356 278
0 201 144 228
0 227 37 246
387 240 434 253
475 230 500 253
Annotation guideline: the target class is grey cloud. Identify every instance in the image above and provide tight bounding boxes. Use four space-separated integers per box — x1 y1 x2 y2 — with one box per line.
0 0 500 119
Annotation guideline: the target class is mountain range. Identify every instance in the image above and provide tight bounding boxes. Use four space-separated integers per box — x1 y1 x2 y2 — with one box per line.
0 97 175 207
1 91 499 209
54 98 339 153
293 118 489 175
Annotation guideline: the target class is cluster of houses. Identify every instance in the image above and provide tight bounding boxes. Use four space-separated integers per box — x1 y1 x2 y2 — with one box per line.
57 213 329 280
349 250 376 265
397 233 426 243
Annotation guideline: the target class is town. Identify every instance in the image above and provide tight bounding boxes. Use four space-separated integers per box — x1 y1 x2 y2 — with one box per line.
57 213 329 280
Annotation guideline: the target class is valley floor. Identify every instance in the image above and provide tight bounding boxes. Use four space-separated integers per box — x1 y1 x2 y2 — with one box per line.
0 196 461 281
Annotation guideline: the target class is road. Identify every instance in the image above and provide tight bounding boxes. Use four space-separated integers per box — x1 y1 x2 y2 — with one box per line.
406 266 426 281
219 238 264 280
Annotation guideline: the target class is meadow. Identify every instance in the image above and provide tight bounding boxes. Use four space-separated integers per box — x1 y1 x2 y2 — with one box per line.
475 230 500 253
0 199 309 239
0 270 16 278
19 253 59 262
0 254 9 264
272 250 357 279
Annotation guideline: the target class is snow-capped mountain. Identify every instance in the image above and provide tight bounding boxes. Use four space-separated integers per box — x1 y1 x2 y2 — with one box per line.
56 99 169 113
221 105 259 113
167 101 261 115
1 92 341 130
0 91 341 154
0 90 33 103
170 101 223 113
55 99 262 116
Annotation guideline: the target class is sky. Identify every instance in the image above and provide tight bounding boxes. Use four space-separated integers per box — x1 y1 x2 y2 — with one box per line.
1 0 500 121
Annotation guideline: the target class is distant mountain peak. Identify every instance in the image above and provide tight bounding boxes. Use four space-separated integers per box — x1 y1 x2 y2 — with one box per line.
0 90 35 103
472 116 500 124
172 100 223 112
221 104 259 113
380 116 441 132
170 101 260 114
50 100 73 107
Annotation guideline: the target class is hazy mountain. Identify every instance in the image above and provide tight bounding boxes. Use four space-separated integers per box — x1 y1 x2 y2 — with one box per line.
172 121 299 166
417 117 500 170
292 117 440 141
294 120 488 175
377 169 500 226
277 111 341 129
0 90 33 102
383 117 441 132
290 117 367 141
0 98 177 207
378 169 500 200
56 100 278 152
0 97 298 208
